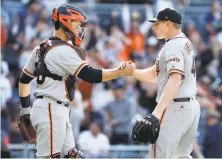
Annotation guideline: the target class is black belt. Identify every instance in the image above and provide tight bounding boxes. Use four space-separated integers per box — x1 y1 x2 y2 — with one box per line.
36 96 69 107
173 97 193 102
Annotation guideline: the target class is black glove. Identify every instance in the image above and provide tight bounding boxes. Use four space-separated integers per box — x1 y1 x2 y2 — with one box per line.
132 114 160 144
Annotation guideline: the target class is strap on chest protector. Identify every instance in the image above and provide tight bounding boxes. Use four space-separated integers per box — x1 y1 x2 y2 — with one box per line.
34 37 65 84
34 37 86 101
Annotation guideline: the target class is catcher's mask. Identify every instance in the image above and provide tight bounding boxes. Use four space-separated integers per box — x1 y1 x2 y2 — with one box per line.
52 4 87 46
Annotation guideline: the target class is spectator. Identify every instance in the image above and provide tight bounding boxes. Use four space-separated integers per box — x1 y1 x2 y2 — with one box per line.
1 18 8 49
16 0 42 34
7 73 20 104
1 0 11 27
109 9 123 32
1 130 10 158
0 69 12 109
83 22 105 51
119 17 145 61
143 36 158 67
155 0 174 13
138 82 157 113
1 53 9 77
96 25 130 65
205 0 222 40
2 35 20 72
104 79 133 144
19 37 41 69
198 37 221 78
34 19 52 40
1 110 10 134
203 111 222 158
78 122 110 158
173 0 191 15
9 114 23 144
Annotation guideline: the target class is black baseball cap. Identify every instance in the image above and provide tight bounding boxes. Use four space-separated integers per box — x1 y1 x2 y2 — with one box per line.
148 8 182 24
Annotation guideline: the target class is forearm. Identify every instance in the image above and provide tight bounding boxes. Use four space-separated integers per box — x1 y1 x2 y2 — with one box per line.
78 65 126 83
102 68 123 82
153 74 181 119
19 82 32 108
19 82 31 97
133 66 157 84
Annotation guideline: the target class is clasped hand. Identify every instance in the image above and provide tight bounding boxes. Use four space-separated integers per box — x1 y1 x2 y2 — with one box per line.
118 60 136 76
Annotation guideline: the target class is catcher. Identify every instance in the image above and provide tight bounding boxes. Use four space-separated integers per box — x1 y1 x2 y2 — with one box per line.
124 8 200 158
18 4 135 158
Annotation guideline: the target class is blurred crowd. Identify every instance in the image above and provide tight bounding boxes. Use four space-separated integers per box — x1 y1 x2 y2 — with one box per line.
1 0 222 158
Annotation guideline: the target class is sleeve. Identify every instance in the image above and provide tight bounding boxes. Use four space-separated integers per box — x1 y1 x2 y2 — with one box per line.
164 45 185 77
23 47 38 78
101 135 110 152
58 46 87 77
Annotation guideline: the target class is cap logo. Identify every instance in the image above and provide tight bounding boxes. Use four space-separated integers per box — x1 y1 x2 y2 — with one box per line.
165 16 168 20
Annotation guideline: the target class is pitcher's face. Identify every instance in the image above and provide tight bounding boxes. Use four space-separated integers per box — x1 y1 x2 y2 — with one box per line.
152 21 168 40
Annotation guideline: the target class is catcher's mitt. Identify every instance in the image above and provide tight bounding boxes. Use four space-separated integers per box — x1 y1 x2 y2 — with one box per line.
132 114 160 144
18 114 36 144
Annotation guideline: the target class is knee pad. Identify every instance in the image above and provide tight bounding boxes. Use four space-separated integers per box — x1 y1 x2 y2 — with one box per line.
51 152 60 158
64 148 85 158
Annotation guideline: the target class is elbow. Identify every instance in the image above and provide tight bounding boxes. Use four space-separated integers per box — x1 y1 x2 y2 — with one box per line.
19 72 33 84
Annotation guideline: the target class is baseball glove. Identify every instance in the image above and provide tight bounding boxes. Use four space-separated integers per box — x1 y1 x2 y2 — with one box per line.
18 114 36 144
132 114 160 144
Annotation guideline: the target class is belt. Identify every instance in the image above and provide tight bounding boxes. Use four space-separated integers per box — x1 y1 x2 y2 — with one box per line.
36 96 69 107
173 97 194 102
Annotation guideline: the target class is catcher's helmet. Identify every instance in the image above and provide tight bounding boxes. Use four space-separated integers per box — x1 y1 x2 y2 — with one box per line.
52 4 87 46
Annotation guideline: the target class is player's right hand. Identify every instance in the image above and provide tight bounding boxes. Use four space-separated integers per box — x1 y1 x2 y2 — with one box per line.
118 61 136 76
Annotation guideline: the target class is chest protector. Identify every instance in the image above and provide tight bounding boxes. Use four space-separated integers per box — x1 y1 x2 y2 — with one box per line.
34 37 86 101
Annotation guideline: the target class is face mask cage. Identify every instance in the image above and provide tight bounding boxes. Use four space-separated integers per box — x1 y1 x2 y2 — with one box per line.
71 21 87 43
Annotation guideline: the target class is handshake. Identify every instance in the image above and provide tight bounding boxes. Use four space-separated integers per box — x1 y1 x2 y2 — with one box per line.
118 60 136 77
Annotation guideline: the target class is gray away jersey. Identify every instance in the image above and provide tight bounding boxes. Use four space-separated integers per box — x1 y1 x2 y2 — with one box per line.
155 33 197 102
23 45 87 102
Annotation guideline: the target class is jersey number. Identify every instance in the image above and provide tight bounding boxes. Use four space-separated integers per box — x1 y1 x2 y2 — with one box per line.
37 75 46 85
185 42 196 77
191 56 196 77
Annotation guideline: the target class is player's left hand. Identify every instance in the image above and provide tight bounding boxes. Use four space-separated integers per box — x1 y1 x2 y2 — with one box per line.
132 114 160 144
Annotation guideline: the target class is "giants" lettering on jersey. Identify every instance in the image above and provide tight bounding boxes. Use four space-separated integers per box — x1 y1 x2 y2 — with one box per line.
166 56 180 63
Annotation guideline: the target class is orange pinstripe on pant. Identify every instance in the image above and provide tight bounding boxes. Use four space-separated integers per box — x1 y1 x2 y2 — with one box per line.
48 103 53 156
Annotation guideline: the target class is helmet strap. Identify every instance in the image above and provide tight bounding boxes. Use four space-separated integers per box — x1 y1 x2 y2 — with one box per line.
65 30 76 45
